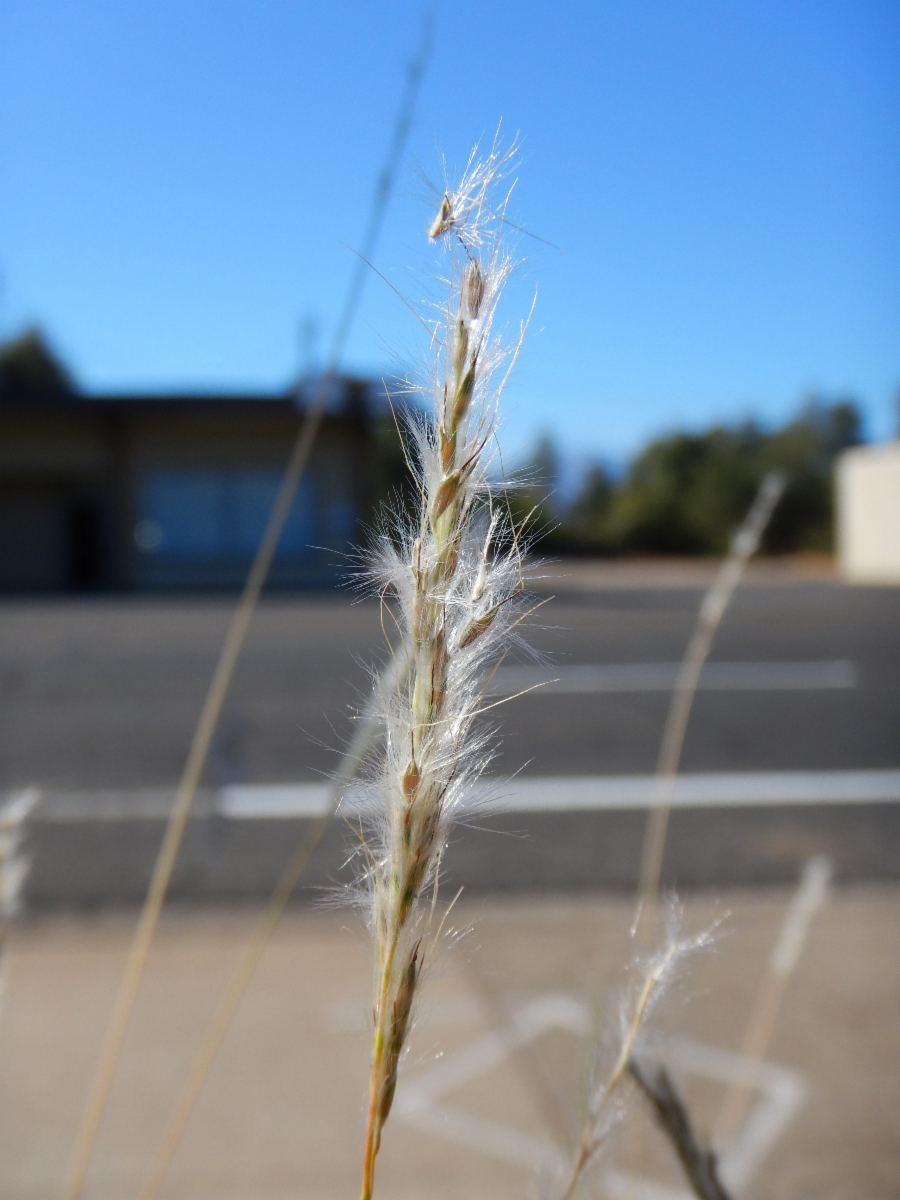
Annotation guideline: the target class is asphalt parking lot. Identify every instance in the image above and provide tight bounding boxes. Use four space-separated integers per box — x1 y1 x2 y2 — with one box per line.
3 562 899 899
1 562 898 791
1 563 898 1198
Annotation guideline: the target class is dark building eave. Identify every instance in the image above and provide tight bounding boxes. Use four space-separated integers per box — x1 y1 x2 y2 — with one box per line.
0 371 387 419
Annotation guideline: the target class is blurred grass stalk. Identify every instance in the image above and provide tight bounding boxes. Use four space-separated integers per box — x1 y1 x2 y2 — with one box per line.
60 20 433 1200
137 652 409 1200
715 854 831 1149
558 472 785 1200
0 787 38 981
613 857 829 1200
628 1056 733 1200
559 910 719 1200
636 470 786 938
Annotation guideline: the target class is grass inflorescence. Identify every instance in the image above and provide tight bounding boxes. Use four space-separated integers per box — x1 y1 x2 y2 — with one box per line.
352 138 535 1200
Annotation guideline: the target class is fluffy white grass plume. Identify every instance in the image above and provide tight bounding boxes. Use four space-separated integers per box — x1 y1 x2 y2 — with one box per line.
556 903 719 1200
354 138 534 1200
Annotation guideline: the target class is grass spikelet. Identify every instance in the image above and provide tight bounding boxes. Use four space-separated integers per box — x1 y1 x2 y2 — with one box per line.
355 137 532 1200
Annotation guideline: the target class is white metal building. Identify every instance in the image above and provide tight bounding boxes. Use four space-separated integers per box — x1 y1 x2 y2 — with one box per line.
836 441 900 584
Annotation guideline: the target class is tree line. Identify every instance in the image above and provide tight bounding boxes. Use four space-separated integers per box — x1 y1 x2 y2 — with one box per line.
1 331 866 557
511 399 863 556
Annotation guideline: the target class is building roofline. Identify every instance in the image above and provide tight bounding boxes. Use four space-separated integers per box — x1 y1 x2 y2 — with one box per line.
0 378 367 418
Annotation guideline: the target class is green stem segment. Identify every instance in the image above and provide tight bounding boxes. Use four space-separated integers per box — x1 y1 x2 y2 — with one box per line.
360 937 398 1200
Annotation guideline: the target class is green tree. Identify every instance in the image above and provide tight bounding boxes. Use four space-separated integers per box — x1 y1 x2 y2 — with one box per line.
564 398 862 555
0 329 73 398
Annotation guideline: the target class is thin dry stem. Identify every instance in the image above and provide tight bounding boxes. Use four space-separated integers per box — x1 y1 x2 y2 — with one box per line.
635 471 786 940
62 30 431 1198
559 909 717 1200
0 787 37 967
714 855 830 1147
629 1057 732 1200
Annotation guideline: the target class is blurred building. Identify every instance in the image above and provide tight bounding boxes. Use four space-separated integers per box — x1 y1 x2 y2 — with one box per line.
836 441 900 584
0 334 385 592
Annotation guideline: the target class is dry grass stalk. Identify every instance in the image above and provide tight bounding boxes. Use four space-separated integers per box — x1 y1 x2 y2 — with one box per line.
60 35 430 1200
63 397 326 1200
628 1056 732 1200
136 656 407 1200
636 470 786 938
714 854 831 1148
355 139 533 1200
0 787 38 974
557 907 717 1200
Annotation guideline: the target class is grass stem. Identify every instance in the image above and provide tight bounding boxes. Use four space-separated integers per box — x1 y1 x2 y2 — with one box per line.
60 29 431 1198
635 472 785 941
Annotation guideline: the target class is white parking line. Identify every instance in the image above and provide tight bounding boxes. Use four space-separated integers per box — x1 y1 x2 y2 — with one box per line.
489 660 857 695
218 767 900 818
390 993 805 1195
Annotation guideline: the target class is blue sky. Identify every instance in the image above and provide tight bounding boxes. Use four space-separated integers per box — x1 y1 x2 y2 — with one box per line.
0 1 897 465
